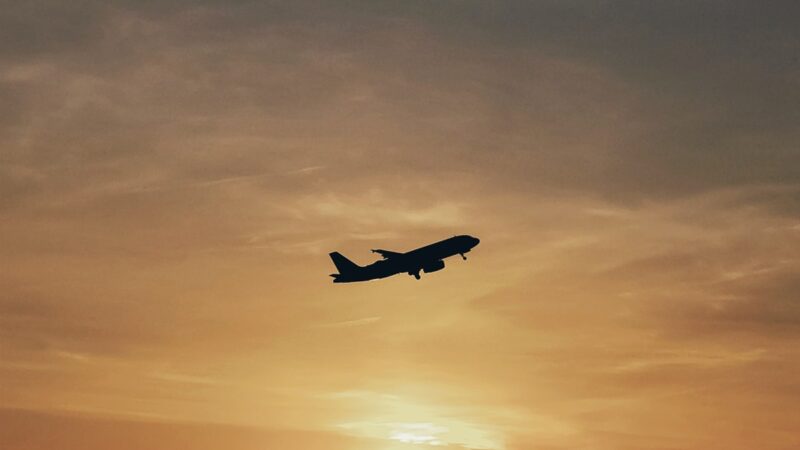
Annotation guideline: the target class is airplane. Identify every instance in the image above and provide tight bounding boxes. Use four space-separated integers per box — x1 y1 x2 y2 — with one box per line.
329 235 480 283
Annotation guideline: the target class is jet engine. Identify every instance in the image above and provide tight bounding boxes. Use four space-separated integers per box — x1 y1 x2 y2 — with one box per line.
422 260 445 273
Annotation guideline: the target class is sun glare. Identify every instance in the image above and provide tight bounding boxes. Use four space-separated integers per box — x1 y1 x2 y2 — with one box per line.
389 423 446 445
333 391 503 449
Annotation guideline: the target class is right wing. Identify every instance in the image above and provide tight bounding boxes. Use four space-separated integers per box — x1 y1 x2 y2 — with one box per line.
371 249 404 260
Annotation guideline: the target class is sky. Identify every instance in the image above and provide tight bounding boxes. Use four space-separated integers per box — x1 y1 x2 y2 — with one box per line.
1 1 799 449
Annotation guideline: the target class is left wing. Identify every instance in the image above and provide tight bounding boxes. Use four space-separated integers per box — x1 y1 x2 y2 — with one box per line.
371 249 404 259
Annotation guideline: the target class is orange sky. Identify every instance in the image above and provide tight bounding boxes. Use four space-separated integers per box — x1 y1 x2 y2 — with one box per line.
2 2 800 449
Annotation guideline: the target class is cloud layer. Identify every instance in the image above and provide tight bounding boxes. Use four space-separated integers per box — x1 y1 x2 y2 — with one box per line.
1 1 799 449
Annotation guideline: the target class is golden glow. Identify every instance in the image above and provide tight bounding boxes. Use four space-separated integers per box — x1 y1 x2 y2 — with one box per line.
333 391 504 449
1 2 798 450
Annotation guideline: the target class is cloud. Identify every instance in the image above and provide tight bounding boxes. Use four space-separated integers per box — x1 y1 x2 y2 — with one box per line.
1 2 799 450
0 407 376 450
607 349 766 373
315 316 382 329
308 193 465 228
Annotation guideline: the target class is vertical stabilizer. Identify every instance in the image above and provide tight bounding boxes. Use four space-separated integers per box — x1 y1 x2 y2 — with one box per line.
329 252 360 274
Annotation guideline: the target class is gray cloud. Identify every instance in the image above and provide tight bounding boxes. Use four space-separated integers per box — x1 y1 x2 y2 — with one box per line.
2 2 799 449
2 0 798 211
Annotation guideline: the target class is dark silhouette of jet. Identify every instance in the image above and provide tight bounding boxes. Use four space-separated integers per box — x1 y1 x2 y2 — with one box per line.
329 235 480 282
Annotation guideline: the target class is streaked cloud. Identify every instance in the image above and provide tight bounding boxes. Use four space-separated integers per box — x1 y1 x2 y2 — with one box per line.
315 316 382 329
1 1 798 450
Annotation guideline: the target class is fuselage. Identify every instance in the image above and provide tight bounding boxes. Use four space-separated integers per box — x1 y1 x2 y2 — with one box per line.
331 235 480 282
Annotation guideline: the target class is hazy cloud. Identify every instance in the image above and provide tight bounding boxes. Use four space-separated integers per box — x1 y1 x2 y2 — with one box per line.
2 1 799 449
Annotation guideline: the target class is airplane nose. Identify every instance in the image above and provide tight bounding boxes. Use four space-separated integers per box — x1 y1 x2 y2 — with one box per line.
471 236 480 247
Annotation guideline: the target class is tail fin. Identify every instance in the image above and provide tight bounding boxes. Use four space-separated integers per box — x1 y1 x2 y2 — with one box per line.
329 252 360 274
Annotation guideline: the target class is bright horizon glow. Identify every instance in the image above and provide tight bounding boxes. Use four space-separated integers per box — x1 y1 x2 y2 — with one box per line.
333 392 505 449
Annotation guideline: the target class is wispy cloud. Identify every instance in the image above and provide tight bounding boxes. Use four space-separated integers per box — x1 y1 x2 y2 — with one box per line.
308 193 465 227
1 2 799 450
314 317 382 329
609 349 767 373
149 372 222 386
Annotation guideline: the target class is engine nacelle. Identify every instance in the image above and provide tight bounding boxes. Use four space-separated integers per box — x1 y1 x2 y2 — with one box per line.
422 260 445 273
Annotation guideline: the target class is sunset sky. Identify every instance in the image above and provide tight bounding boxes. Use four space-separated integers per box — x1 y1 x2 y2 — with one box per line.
2 1 799 449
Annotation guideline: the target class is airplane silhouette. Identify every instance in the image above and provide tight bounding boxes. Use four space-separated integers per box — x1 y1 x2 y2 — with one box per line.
329 235 480 282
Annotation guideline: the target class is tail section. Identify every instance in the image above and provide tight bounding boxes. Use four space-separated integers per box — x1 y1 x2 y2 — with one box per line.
329 252 360 275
